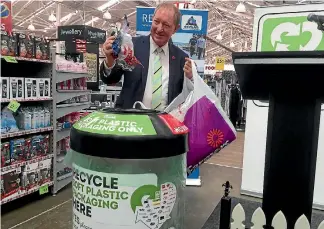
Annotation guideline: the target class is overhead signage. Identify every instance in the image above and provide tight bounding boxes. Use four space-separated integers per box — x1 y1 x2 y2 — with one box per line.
215 57 225 70
58 25 106 44
1 0 12 32
136 7 208 34
259 12 324 51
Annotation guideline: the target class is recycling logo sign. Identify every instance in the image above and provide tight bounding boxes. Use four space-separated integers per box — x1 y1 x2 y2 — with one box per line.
260 15 324 51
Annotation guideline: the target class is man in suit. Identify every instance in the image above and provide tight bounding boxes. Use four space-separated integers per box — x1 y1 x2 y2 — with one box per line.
100 2 193 110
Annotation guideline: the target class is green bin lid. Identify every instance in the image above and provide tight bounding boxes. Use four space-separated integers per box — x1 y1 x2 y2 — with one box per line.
70 108 189 159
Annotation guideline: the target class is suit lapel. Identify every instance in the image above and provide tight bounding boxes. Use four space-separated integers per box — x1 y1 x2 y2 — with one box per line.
138 36 150 94
168 43 177 104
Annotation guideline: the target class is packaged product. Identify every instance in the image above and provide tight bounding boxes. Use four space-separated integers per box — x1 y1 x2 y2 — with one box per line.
1 167 22 200
18 33 34 58
16 107 32 130
34 37 50 60
37 79 45 98
25 137 36 160
39 134 50 156
44 107 51 127
22 162 39 190
10 138 25 164
44 78 51 98
1 107 19 133
1 142 11 167
1 31 18 56
38 158 52 185
1 77 10 100
10 77 24 100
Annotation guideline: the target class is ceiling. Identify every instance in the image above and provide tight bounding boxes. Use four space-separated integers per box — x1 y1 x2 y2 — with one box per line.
11 0 322 64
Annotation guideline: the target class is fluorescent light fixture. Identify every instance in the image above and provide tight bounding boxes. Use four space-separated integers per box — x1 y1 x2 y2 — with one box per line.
28 23 35 31
216 32 222 40
104 11 112 20
85 0 119 25
48 12 56 22
236 2 246 13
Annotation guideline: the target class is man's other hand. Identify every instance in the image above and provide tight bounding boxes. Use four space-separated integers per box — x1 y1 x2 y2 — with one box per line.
184 57 193 80
102 36 116 68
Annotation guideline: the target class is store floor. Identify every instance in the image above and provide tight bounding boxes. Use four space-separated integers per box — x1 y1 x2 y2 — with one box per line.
1 133 246 229
2 164 243 229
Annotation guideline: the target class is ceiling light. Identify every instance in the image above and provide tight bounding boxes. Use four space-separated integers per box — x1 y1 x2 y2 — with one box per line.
103 11 112 20
216 32 222 40
230 42 235 48
236 2 246 13
48 12 56 22
28 23 35 31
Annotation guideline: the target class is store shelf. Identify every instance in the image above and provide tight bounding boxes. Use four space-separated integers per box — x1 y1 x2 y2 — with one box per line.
1 154 54 173
56 102 91 118
1 126 54 139
1 97 53 103
56 175 73 192
57 128 71 142
56 90 91 103
55 71 88 84
1 55 52 64
106 86 122 91
0 181 54 205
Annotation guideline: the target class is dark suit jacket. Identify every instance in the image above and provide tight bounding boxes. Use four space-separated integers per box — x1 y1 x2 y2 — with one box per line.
100 35 189 109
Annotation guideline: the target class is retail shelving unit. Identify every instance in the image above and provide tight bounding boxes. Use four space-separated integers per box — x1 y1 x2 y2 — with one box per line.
1 53 55 205
52 64 91 194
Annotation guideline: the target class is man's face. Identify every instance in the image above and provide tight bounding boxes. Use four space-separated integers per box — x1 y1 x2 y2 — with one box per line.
151 8 179 47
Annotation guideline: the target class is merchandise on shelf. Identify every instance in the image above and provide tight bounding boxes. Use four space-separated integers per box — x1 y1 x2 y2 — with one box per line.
34 37 50 60
18 33 35 58
1 107 19 133
1 31 18 56
56 54 87 73
1 105 51 133
10 77 24 100
1 77 51 101
0 134 51 167
57 112 88 130
57 167 72 178
1 167 22 200
57 77 87 90
38 158 52 185
22 162 39 190
1 142 10 167
1 77 10 100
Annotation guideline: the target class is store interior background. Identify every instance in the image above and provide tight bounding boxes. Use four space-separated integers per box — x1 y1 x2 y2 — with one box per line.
1 0 324 229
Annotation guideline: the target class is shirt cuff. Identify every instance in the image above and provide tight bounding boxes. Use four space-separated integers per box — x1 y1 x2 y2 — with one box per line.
103 60 116 77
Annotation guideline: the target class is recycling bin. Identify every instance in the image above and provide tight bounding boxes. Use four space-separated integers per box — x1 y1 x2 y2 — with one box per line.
67 108 189 229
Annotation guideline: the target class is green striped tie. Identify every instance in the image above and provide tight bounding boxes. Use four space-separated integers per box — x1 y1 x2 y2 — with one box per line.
152 48 163 110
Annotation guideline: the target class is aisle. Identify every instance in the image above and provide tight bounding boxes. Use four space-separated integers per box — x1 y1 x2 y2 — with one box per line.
207 132 245 168
1 164 243 229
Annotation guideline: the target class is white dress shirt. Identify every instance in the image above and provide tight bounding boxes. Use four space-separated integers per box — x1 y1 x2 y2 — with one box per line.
142 37 170 110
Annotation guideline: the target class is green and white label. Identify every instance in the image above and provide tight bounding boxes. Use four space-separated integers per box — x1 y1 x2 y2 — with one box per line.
260 13 324 51
72 164 177 229
73 112 157 136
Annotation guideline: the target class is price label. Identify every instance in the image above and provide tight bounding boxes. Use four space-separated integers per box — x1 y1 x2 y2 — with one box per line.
3 56 18 63
7 100 21 112
39 184 49 195
215 57 225 70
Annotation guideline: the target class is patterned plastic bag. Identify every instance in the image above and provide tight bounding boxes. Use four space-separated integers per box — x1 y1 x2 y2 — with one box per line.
165 60 237 175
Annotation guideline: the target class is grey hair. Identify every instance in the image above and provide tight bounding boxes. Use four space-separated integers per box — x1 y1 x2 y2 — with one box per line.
154 2 181 27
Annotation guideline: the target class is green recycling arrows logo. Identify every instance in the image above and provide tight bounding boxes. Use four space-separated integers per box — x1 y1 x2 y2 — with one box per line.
261 16 324 51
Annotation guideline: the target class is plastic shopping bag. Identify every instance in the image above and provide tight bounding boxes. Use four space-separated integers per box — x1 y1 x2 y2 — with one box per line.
111 15 142 71
165 60 237 175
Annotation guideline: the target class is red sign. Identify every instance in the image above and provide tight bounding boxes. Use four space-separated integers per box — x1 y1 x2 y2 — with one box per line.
1 1 12 33
76 39 86 53
159 114 189 135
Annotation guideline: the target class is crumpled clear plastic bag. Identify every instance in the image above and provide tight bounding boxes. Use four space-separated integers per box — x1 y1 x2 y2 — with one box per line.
111 16 142 71
165 60 237 175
